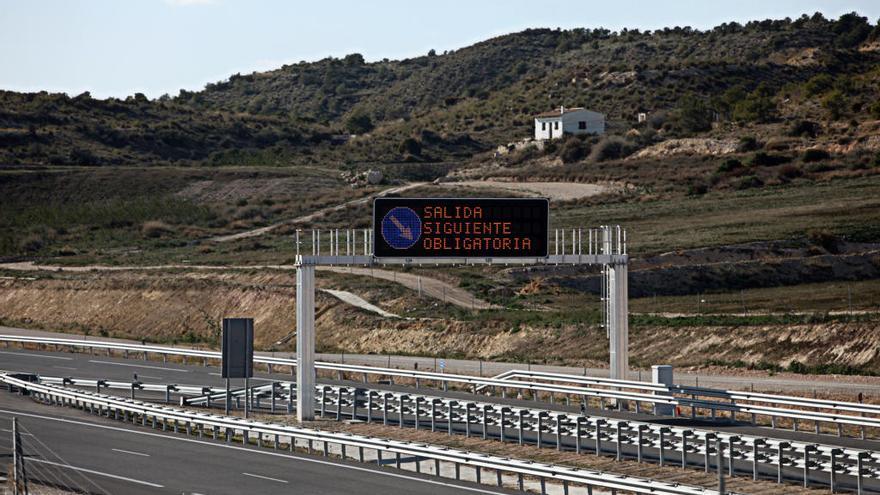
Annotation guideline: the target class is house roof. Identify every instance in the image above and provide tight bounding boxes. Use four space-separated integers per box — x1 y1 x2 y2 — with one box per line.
534 107 595 118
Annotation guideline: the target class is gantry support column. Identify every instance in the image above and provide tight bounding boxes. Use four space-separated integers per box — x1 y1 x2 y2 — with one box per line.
608 261 629 381
296 262 316 422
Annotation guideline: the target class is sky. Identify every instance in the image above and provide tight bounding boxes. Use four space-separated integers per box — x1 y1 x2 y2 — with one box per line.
2 0 879 99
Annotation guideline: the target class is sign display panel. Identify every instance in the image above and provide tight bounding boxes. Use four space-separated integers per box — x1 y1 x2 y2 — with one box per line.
221 318 254 379
373 198 549 258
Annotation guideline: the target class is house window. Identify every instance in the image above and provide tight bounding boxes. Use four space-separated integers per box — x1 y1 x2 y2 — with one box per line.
578 121 586 130
554 121 559 130
541 122 546 130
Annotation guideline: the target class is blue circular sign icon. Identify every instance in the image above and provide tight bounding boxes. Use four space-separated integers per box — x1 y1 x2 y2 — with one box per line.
381 207 422 250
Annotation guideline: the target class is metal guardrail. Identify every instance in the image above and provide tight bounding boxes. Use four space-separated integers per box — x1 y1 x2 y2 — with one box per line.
5 335 880 437
482 370 880 435
0 373 717 495
40 374 879 493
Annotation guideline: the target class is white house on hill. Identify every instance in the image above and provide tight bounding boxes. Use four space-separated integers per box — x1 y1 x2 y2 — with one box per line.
534 106 604 140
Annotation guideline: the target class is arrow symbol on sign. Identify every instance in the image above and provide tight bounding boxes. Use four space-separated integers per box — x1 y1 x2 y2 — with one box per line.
389 215 413 240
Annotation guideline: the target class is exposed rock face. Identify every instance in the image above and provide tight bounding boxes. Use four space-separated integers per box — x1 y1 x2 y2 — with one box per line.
630 138 739 159
366 169 383 185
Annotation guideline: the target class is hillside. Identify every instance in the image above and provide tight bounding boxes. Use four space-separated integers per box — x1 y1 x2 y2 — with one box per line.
2 12 880 168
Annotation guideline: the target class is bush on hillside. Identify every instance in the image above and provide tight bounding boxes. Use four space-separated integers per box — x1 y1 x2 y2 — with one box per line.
736 136 759 152
802 148 830 162
788 120 820 138
345 111 374 134
749 152 790 167
590 136 637 162
559 136 591 163
141 220 174 238
822 90 847 120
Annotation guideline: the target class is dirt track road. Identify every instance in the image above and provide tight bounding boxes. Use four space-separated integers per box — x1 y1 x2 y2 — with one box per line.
0 261 490 311
210 182 426 243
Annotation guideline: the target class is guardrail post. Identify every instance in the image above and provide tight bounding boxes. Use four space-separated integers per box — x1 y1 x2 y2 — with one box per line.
351 388 357 420
857 452 866 494
431 399 438 432
829 448 840 492
752 439 762 480
681 431 688 468
383 394 389 426
717 438 726 495
271 382 276 413
616 422 625 460
413 398 421 430
465 403 473 438
556 415 564 451
518 410 526 445
482 405 490 440
399 396 406 428
366 392 373 423
595 419 603 456
659 427 667 466
576 418 584 455
703 434 712 472
447 402 456 435
500 407 508 443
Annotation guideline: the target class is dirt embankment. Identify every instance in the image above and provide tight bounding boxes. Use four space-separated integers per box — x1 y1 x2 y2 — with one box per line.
2 270 880 372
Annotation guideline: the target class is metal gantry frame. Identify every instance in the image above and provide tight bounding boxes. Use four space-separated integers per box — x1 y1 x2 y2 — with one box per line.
294 225 628 421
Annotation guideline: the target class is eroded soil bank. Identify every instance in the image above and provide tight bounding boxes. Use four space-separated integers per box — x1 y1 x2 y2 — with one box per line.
1 269 878 372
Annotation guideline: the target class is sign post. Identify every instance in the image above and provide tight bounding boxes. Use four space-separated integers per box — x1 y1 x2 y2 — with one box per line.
221 318 254 417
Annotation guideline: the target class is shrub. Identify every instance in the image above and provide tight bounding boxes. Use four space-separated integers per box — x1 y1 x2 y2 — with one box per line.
788 120 820 138
345 111 374 134
821 90 846 120
732 84 776 123
735 175 764 190
18 234 45 252
559 136 590 163
870 101 880 120
141 220 173 238
778 164 802 180
736 136 759 152
749 152 790 167
802 148 830 163
803 74 833 97
687 182 708 196
805 162 834 173
398 137 422 156
807 229 840 253
675 94 713 134
590 137 637 162
716 158 743 173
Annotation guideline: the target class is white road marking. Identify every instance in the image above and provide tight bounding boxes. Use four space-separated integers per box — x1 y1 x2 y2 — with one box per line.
53 366 78 370
88 360 188 372
208 372 221 376
136 375 162 380
31 459 164 488
112 448 150 457
0 350 72 360
0 428 31 436
242 472 288 483
0 408 509 494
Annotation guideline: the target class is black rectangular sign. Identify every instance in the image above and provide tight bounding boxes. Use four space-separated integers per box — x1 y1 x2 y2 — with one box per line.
221 318 254 379
373 197 549 258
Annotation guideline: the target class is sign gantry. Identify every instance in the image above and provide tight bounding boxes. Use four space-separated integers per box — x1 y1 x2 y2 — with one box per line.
294 198 628 422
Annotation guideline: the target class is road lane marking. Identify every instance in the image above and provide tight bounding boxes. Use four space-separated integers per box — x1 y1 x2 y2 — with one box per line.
0 428 31 436
112 448 150 457
0 408 509 494
136 375 162 380
88 360 189 372
242 472 288 483
52 366 78 371
31 459 164 488
0 350 73 360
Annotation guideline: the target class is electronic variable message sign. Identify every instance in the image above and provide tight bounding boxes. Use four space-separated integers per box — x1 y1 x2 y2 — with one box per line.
373 198 549 258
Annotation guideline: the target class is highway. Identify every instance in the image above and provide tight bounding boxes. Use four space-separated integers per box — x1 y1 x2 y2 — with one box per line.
0 389 517 494
3 345 880 454
3 325 878 395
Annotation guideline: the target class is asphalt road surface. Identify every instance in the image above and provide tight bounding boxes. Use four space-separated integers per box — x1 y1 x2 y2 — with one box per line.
4 325 879 395
0 391 517 495
2 346 880 454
